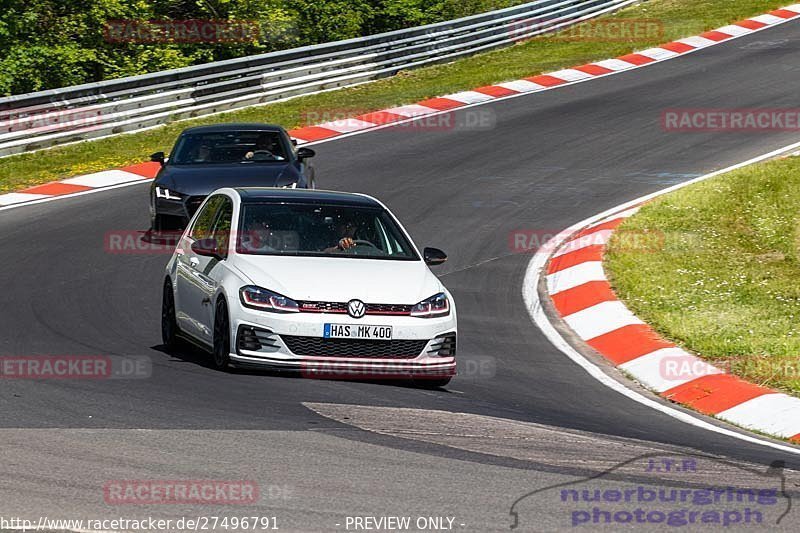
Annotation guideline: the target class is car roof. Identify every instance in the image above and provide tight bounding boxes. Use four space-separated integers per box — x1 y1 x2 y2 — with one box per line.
234 188 383 208
179 123 285 135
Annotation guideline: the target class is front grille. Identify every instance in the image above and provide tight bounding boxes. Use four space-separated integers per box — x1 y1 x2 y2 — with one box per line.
281 336 427 359
298 301 347 313
297 301 412 316
366 303 412 315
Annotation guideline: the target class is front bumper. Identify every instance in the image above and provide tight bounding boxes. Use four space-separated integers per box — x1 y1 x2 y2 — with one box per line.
152 195 204 230
230 306 456 379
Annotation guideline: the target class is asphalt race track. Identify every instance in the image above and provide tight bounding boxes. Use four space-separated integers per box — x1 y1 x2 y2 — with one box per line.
2 19 800 532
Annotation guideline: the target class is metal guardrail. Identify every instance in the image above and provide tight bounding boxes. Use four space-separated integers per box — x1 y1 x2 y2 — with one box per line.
0 0 635 157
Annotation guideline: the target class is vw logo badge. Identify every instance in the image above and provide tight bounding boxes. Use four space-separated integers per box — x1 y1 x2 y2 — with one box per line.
347 299 366 319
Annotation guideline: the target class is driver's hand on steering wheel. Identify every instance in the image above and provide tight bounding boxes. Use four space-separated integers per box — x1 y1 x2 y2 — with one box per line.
338 237 355 250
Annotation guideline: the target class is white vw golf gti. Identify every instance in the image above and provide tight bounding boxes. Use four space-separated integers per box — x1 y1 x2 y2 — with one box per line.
161 188 456 386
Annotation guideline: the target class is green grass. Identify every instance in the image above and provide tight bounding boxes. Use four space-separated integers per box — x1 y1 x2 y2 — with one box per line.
0 0 786 192
605 155 800 396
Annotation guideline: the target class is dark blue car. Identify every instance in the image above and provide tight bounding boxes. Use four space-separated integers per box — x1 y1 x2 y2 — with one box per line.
149 123 316 231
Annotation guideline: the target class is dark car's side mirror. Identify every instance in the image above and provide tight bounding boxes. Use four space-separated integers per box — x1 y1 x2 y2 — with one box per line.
191 238 222 260
423 247 447 266
150 151 166 166
296 147 315 161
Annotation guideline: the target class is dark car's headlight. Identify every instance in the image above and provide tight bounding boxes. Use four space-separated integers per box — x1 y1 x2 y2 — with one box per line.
410 293 450 318
240 286 299 313
155 186 183 200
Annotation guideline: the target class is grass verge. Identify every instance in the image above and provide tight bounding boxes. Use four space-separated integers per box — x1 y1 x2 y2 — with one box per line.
605 154 800 397
0 0 787 192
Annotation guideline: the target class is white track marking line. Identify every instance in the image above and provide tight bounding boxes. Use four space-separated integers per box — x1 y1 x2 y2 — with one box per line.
0 192 50 205
717 394 800 438
524 137 800 455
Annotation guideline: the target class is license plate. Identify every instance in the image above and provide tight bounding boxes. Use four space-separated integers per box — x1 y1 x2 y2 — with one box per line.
324 324 393 340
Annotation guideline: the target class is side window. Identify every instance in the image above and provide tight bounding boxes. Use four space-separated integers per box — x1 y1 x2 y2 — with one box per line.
210 197 234 258
191 195 224 241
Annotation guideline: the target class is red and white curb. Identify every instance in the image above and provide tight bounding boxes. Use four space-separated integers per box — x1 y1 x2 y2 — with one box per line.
0 162 160 208
2 5 799 208
545 207 800 443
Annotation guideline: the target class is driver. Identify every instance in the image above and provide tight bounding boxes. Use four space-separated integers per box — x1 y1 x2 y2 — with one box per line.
244 134 276 160
324 218 357 253
192 144 212 163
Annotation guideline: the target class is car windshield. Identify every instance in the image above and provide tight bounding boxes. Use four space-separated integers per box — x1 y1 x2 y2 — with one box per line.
170 131 287 164
237 202 419 260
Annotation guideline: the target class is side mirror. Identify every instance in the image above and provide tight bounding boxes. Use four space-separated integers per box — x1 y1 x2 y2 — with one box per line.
296 147 315 161
191 238 222 259
150 151 166 166
423 247 447 266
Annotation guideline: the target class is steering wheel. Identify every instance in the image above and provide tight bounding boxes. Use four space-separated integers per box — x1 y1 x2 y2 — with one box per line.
351 239 379 249
348 239 386 256
248 150 275 161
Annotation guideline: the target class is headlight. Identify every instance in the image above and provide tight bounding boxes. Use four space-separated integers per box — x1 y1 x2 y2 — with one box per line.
155 186 183 200
280 182 298 189
410 292 450 318
239 285 299 313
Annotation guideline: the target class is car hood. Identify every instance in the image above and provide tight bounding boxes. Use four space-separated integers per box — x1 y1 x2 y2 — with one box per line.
156 163 297 195
231 255 442 304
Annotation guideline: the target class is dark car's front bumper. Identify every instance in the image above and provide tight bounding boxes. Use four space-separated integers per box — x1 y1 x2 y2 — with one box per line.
151 195 205 230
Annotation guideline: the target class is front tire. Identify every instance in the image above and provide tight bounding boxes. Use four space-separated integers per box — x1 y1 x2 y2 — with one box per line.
161 279 180 350
212 298 232 370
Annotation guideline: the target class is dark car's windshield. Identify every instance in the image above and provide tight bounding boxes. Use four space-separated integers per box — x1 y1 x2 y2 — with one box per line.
237 202 419 260
171 131 287 164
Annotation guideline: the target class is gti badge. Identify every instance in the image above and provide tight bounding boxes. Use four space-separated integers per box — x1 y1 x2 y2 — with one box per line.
347 299 366 319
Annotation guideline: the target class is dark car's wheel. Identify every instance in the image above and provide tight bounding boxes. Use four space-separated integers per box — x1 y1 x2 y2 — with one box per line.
161 279 180 349
212 298 232 370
